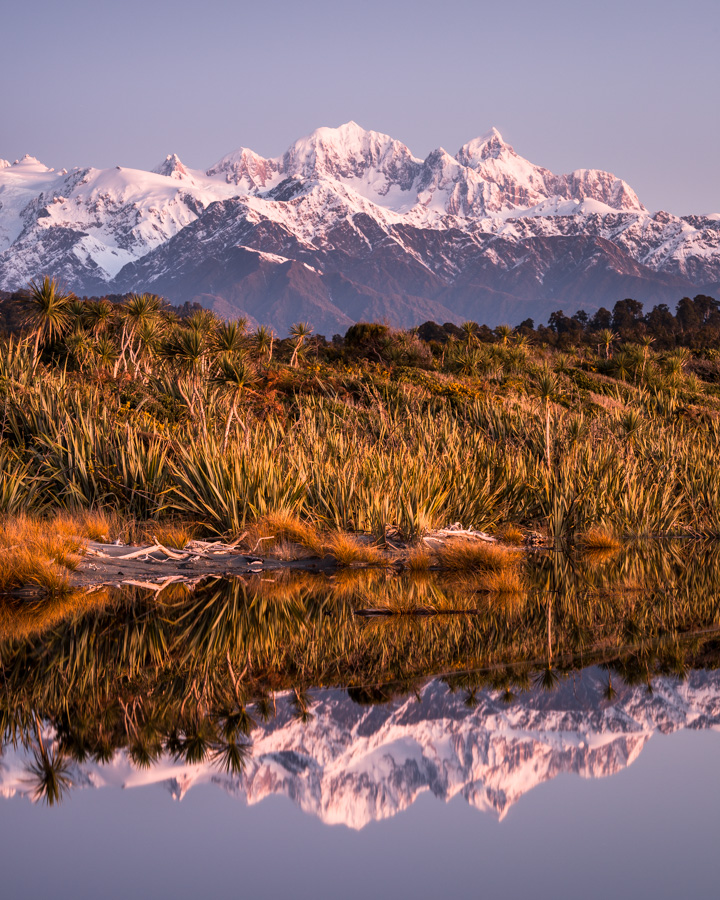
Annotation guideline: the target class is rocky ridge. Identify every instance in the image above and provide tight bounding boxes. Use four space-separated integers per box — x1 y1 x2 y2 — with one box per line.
1 124 718 333
2 668 718 828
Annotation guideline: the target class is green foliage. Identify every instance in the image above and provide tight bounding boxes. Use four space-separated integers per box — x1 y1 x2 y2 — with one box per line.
3 288 720 540
344 322 390 348
168 437 308 534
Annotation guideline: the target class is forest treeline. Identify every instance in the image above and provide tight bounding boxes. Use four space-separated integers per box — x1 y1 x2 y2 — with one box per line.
1 288 719 351
417 294 720 351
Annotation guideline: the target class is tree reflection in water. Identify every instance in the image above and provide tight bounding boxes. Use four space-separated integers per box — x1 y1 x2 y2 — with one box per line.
2 540 720 807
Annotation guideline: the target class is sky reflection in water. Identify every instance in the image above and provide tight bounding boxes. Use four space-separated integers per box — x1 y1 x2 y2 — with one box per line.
2 542 720 898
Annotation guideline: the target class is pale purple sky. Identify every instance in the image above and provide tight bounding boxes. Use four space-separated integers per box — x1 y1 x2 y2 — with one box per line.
3 0 719 214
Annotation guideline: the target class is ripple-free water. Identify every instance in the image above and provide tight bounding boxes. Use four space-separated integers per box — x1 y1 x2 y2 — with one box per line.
2 542 720 898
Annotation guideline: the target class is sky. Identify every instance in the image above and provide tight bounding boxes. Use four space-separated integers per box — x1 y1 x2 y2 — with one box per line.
2 0 719 214
3 730 720 899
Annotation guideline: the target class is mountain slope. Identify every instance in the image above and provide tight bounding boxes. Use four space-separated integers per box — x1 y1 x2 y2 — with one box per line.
2 669 719 827
1 124 717 331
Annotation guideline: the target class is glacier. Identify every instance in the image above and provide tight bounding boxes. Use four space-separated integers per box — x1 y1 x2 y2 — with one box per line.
1 123 718 332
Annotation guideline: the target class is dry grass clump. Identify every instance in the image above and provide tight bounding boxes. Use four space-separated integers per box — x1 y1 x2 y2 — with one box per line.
52 509 129 544
50 509 162 546
405 544 433 571
73 509 117 542
0 550 71 595
434 538 516 572
265 538 318 561
255 511 324 555
576 525 622 552
0 514 86 595
142 521 197 550
495 524 525 546
325 532 390 566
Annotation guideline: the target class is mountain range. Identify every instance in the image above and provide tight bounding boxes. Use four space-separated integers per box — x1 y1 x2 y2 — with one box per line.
2 122 719 334
2 669 718 827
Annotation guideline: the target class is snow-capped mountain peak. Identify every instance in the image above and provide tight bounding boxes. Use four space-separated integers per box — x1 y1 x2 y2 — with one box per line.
454 131 645 214
0 122 716 333
456 131 557 211
206 146 282 191
153 153 191 180
456 126 507 163
282 121 421 190
12 154 52 171
561 167 644 212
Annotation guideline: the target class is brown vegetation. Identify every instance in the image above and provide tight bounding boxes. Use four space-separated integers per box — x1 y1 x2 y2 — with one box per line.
434 539 518 572
142 521 198 551
576 525 622 552
0 515 86 595
404 544 433 571
495 524 525 546
324 532 390 566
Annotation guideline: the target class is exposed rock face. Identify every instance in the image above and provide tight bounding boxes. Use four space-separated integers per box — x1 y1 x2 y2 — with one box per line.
2 668 719 828
152 154 192 180
0 124 717 333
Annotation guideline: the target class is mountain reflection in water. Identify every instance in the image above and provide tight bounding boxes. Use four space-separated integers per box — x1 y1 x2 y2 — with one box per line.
2 540 720 825
3 669 720 827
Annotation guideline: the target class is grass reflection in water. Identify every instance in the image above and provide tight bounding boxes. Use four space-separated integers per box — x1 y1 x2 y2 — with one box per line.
3 540 720 805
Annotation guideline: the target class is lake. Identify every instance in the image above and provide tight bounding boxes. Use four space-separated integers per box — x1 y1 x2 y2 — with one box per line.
2 541 720 898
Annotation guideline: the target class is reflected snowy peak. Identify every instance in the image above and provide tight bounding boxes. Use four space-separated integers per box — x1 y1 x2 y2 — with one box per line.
3 668 718 828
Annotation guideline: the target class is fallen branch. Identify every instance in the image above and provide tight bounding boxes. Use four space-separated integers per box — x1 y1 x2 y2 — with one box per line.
150 539 191 561
251 535 275 554
423 527 495 545
115 544 164 560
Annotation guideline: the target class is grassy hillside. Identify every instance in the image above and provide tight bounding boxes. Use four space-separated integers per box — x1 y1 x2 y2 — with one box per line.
2 280 720 546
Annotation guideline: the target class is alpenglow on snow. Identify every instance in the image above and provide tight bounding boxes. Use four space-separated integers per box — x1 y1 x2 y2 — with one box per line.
1 122 718 333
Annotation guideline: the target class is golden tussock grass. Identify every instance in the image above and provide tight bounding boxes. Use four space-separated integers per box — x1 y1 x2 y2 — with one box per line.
0 514 88 595
325 532 390 566
143 521 198 550
434 538 517 572
576 525 622 552
265 538 318 561
405 544 433 571
74 509 116 542
53 509 129 544
253 511 324 555
494 524 525 546
0 549 72 595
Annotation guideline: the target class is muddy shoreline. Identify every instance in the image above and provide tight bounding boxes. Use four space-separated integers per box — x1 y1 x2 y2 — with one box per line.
69 527 519 590
74 541 340 589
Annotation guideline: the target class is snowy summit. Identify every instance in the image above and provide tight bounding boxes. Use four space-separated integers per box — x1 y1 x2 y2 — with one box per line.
0 122 718 333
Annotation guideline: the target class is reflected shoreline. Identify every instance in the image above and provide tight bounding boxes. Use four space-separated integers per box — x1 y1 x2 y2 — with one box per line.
3 541 720 819
3 668 719 826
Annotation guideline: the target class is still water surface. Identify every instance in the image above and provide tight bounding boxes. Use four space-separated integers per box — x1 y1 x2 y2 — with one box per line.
2 543 720 898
